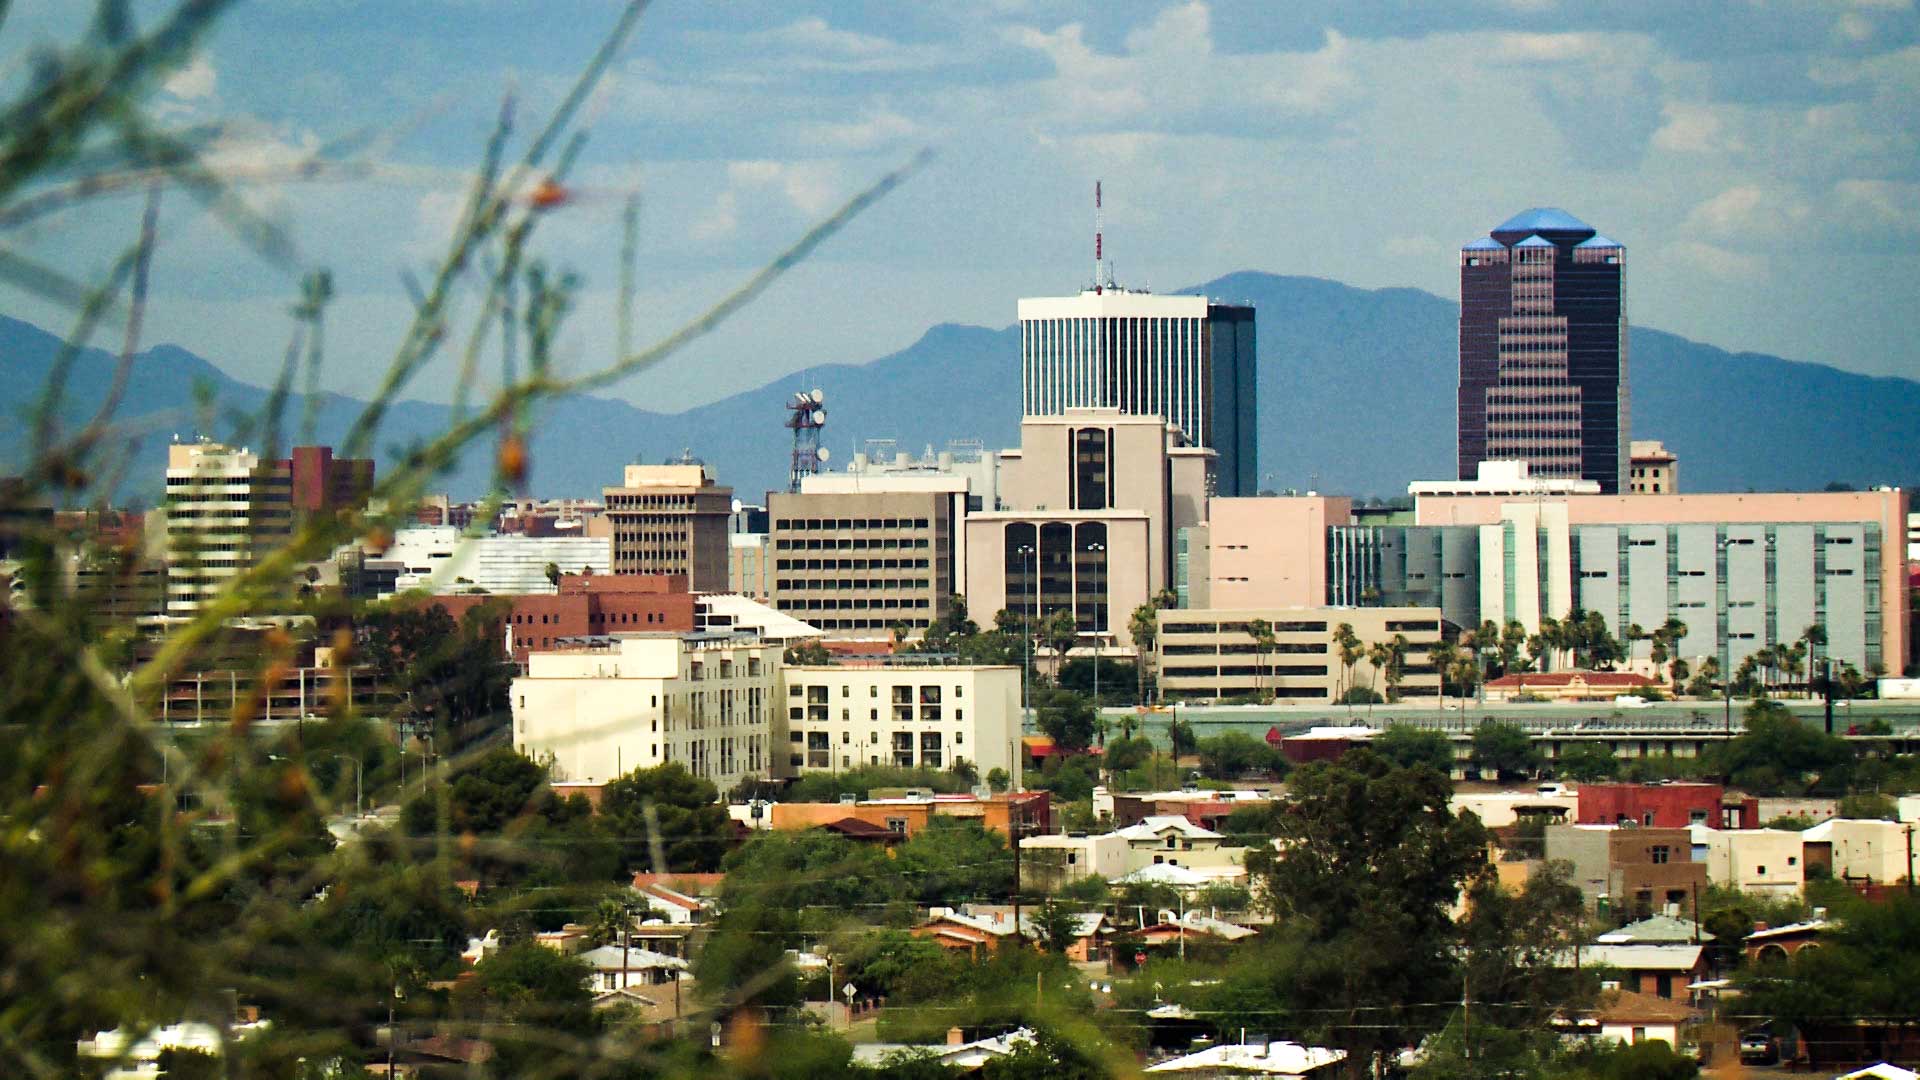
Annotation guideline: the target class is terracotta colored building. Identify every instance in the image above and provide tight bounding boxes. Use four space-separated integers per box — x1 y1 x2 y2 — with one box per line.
768 791 1050 840
288 445 374 518
1577 783 1758 830
428 573 696 664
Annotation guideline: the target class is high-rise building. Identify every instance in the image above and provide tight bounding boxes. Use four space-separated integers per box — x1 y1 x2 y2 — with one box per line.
766 488 954 636
162 440 292 615
603 464 731 591
288 445 374 520
1459 208 1628 493
1018 290 1256 496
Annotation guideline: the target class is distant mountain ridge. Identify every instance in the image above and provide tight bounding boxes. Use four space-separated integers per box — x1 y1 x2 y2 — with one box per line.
3 272 1915 503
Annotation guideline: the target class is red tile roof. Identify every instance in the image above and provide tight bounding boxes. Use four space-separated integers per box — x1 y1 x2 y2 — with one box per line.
1486 671 1655 689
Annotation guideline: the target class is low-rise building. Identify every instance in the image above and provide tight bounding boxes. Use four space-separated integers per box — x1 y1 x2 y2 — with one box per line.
1576 783 1757 830
1691 826 1807 896
1546 824 1708 920
767 791 1050 840
1590 989 1696 1046
1482 671 1659 703
430 573 697 664
1154 606 1446 703
1802 818 1914 884
511 633 778 791
1570 944 1707 1000
1111 815 1247 879
778 663 1020 784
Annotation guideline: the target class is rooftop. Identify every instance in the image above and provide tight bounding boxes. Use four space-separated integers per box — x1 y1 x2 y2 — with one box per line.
1492 206 1597 239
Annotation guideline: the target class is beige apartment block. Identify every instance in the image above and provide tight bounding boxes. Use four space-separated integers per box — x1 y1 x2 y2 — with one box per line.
1205 496 1353 609
163 440 293 615
779 664 1021 785
512 633 778 792
603 464 732 591
1629 441 1679 494
1695 827 1805 897
1155 606 1445 702
728 533 772 601
767 488 952 637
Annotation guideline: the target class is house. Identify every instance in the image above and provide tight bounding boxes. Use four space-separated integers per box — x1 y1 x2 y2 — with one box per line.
1838 1064 1920 1080
1745 914 1832 964
1691 825 1807 896
1113 816 1250 877
1483 671 1657 703
1143 1038 1346 1076
577 944 689 992
1566 944 1707 1000
912 906 1108 962
1576 783 1757 830
1589 989 1697 1047
1545 824 1709 919
1099 786 1278 830
850 1027 1037 1070
1020 831 1133 890
767 790 1051 840
1130 912 1259 950
1595 914 1712 946
1802 818 1915 884
78 1019 273 1080
636 881 708 925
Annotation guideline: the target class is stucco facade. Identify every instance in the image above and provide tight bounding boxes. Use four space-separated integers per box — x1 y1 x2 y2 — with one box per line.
778 664 1021 785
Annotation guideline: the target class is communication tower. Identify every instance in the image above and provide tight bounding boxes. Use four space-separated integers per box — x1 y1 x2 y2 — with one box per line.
785 388 829 492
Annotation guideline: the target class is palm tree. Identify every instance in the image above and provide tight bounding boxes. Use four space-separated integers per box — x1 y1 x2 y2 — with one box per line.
1247 618 1276 704
1365 641 1393 714
1448 654 1479 716
1385 634 1410 703
1129 602 1159 705
1781 640 1808 697
1624 622 1647 670
1696 655 1722 699
1535 616 1561 673
1801 622 1827 698
1334 622 1363 711
1501 620 1528 674
1430 639 1460 703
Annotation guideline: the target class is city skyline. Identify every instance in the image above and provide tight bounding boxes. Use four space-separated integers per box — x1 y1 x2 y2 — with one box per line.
0 1 1915 416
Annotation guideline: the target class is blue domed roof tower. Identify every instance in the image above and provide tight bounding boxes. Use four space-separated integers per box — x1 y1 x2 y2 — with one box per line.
1458 209 1627 493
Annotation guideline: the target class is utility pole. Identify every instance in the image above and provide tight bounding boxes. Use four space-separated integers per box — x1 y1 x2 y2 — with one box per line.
1906 824 1914 895
1009 802 1024 944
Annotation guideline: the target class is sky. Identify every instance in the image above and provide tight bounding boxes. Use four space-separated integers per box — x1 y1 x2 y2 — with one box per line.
3 0 1918 411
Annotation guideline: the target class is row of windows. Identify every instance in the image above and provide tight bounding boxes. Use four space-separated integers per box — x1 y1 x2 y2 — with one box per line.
791 728 964 746
775 595 932 609
775 578 931 592
791 707 967 724
807 617 932 630
775 558 930 571
774 538 931 551
776 517 932 531
792 683 963 701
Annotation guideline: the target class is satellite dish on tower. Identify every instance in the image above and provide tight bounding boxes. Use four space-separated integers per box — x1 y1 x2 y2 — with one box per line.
816 447 831 462
731 498 743 514
811 408 827 425
810 389 824 403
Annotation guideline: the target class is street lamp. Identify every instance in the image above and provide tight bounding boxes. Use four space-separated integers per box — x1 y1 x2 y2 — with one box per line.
1016 544 1035 717
330 752 364 817
1085 542 1106 710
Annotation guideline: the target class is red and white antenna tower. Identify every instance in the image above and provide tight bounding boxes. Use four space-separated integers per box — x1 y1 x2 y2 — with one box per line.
1093 180 1104 294
785 389 829 492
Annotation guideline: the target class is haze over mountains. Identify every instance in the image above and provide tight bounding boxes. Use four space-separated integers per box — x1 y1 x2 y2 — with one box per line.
4 271 1916 505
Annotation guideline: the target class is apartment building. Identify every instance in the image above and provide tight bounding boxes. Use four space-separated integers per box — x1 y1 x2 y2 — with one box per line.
511 633 778 791
767 488 953 636
1154 605 1446 702
603 464 731 591
1546 823 1709 920
163 440 293 616
778 663 1020 784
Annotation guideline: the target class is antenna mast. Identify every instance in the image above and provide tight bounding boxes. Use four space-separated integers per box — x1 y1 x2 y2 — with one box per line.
1094 180 1103 294
785 389 830 492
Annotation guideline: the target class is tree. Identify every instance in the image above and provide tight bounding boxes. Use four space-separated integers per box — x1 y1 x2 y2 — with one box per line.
543 561 560 588
1246 618 1276 703
1035 688 1098 753
1195 731 1279 781
1471 719 1541 781
598 763 732 873
784 638 832 665
1716 700 1850 794
1554 742 1619 782
1334 622 1364 710
894 819 1012 905
1459 860 1596 1031
1165 716 1198 764
1374 724 1455 775
1031 899 1082 954
986 767 1011 794
1038 609 1079 680
1130 602 1161 704
1837 792 1897 820
1260 750 1489 1071
360 597 515 749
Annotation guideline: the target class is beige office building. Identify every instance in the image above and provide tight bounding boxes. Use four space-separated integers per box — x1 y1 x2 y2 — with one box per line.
780 664 1021 785
729 533 772 601
511 632 778 791
603 464 731 591
966 409 1210 645
163 440 293 615
767 488 953 636
1155 606 1445 702
1629 441 1679 494
1203 496 1353 610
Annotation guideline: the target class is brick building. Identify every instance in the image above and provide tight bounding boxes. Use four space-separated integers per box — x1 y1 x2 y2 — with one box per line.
1576 782 1758 830
429 573 696 664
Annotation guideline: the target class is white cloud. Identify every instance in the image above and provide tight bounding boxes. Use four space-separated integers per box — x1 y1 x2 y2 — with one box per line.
163 55 217 101
1666 239 1766 281
689 190 738 243
794 109 919 152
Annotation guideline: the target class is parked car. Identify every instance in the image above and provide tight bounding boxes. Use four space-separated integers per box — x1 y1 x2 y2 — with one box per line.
1739 1031 1779 1065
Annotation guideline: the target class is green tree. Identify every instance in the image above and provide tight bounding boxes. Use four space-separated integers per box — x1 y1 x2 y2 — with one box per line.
1260 750 1489 1071
1716 699 1850 793
1553 742 1619 782
1165 716 1198 763
1373 724 1456 775
1129 602 1161 705
1195 731 1280 780
1035 688 1098 753
1472 719 1542 781
359 597 515 749
894 819 1013 905
1031 899 1083 954
598 763 731 873
1334 622 1365 709
1837 792 1897 820
1246 618 1276 703
784 638 832 665
986 767 1011 794
1038 608 1079 680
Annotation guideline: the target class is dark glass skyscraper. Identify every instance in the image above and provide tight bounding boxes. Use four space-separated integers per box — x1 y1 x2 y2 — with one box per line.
1458 208 1627 493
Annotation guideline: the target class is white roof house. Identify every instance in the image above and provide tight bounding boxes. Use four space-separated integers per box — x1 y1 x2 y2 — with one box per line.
578 944 689 991
1145 1039 1346 1076
850 1027 1037 1069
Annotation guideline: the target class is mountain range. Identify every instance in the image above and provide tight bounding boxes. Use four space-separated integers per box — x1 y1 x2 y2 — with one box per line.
4 271 1917 504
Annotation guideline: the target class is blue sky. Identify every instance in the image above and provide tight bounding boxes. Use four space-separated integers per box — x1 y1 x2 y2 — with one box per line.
4 0 1918 409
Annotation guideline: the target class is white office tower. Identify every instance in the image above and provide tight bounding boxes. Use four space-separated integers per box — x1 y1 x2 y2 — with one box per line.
1017 289 1256 496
